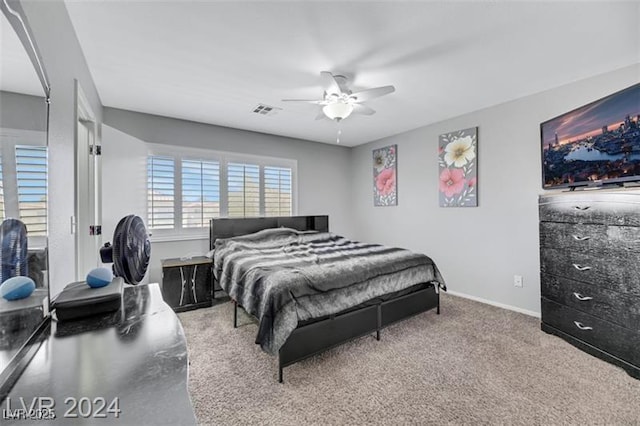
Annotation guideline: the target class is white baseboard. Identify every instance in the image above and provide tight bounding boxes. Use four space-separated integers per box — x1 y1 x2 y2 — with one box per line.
445 290 541 318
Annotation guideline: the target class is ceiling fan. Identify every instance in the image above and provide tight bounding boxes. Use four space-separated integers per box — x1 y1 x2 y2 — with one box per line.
282 71 395 122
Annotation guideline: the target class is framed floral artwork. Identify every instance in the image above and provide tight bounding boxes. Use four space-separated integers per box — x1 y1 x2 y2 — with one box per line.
438 127 477 207
373 145 397 206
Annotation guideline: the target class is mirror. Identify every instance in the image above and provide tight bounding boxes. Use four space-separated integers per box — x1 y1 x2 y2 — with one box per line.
0 0 50 386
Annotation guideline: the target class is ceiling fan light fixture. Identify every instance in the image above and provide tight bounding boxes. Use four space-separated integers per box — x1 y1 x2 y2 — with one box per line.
323 101 353 121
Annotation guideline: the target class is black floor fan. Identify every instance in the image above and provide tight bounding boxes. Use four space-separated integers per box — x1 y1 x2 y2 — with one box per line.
0 218 28 284
100 215 151 285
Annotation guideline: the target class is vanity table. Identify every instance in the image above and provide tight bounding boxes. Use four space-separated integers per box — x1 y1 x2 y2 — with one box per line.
3 283 197 424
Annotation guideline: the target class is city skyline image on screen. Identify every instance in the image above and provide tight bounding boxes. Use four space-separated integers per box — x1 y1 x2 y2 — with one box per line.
542 83 640 189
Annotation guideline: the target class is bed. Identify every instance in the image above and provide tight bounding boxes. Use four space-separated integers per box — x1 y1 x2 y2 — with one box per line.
210 215 446 382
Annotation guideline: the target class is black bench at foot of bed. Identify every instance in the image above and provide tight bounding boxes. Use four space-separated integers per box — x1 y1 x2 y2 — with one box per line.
233 282 440 383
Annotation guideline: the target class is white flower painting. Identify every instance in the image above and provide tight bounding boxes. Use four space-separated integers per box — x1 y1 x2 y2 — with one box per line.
438 127 478 207
444 135 476 168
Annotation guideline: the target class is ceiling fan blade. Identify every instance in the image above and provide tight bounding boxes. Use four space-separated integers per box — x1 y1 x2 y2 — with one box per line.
349 85 395 103
352 104 376 116
281 99 325 104
334 76 350 95
320 71 342 96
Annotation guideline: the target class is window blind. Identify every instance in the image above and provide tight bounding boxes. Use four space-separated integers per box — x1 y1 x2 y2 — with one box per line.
182 159 220 228
15 146 47 236
147 156 175 229
0 155 4 222
227 162 260 217
264 166 292 216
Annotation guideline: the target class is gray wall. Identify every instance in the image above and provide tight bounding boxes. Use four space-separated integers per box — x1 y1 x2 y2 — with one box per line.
349 64 639 315
22 0 103 296
104 107 353 235
103 107 353 284
0 90 47 132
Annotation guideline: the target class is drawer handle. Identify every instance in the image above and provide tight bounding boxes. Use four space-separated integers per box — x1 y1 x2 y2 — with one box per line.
574 205 591 211
573 292 593 301
572 235 590 241
574 321 593 331
572 263 592 272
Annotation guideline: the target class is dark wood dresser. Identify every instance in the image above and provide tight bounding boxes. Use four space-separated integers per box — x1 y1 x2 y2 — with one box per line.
539 190 640 379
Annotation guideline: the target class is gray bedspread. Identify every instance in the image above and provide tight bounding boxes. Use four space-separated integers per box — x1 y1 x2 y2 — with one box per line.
213 228 446 355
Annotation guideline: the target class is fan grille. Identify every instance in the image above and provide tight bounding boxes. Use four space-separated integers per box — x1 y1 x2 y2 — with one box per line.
112 215 150 285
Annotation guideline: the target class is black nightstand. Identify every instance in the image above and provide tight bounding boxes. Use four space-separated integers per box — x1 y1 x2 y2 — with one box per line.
161 256 213 312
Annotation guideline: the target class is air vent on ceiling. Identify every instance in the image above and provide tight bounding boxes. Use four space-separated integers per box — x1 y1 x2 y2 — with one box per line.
252 104 281 116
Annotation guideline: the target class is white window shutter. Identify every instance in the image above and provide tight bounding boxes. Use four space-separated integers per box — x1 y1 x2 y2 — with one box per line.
182 159 220 228
147 155 175 229
264 166 292 216
227 162 260 218
0 154 5 222
15 146 47 236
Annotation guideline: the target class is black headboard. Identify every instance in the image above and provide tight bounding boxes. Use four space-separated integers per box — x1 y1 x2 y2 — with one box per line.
209 215 329 249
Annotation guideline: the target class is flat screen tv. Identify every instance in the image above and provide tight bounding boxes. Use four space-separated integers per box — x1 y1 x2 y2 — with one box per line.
541 83 640 189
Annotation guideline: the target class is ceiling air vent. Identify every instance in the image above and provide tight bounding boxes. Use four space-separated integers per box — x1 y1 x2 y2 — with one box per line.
252 104 281 116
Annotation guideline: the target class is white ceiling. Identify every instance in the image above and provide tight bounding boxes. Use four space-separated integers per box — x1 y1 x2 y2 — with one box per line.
64 1 639 147
0 12 43 97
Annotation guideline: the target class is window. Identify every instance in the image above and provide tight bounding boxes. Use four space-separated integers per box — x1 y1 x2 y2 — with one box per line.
15 146 47 236
146 146 296 237
147 156 175 230
264 166 292 216
227 162 260 218
182 159 220 228
0 155 4 222
0 131 47 239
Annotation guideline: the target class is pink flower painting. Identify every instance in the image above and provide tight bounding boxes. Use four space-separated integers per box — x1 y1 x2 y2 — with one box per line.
439 168 465 198
376 168 396 196
373 145 397 206
438 127 478 207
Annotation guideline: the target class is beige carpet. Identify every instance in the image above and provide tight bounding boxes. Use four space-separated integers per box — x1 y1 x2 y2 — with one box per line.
178 294 640 425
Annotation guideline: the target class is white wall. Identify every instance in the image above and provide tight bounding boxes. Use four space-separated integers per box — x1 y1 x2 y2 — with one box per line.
21 1 103 297
100 125 149 283
101 126 147 240
102 108 353 284
102 125 208 285
0 91 47 132
350 64 640 315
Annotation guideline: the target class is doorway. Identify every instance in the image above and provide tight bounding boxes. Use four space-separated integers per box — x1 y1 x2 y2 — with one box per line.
75 81 101 280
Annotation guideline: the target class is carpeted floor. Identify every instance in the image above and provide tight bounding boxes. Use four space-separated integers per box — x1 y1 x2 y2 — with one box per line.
178 294 640 425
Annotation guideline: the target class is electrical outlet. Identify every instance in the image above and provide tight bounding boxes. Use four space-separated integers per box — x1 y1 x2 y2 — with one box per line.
514 275 523 288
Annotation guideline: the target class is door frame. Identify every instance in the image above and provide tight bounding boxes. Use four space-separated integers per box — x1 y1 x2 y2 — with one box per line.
74 80 101 280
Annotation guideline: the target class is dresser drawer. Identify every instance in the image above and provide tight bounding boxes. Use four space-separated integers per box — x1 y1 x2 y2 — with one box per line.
541 249 640 297
540 222 640 254
542 298 640 367
539 195 640 226
541 273 640 330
